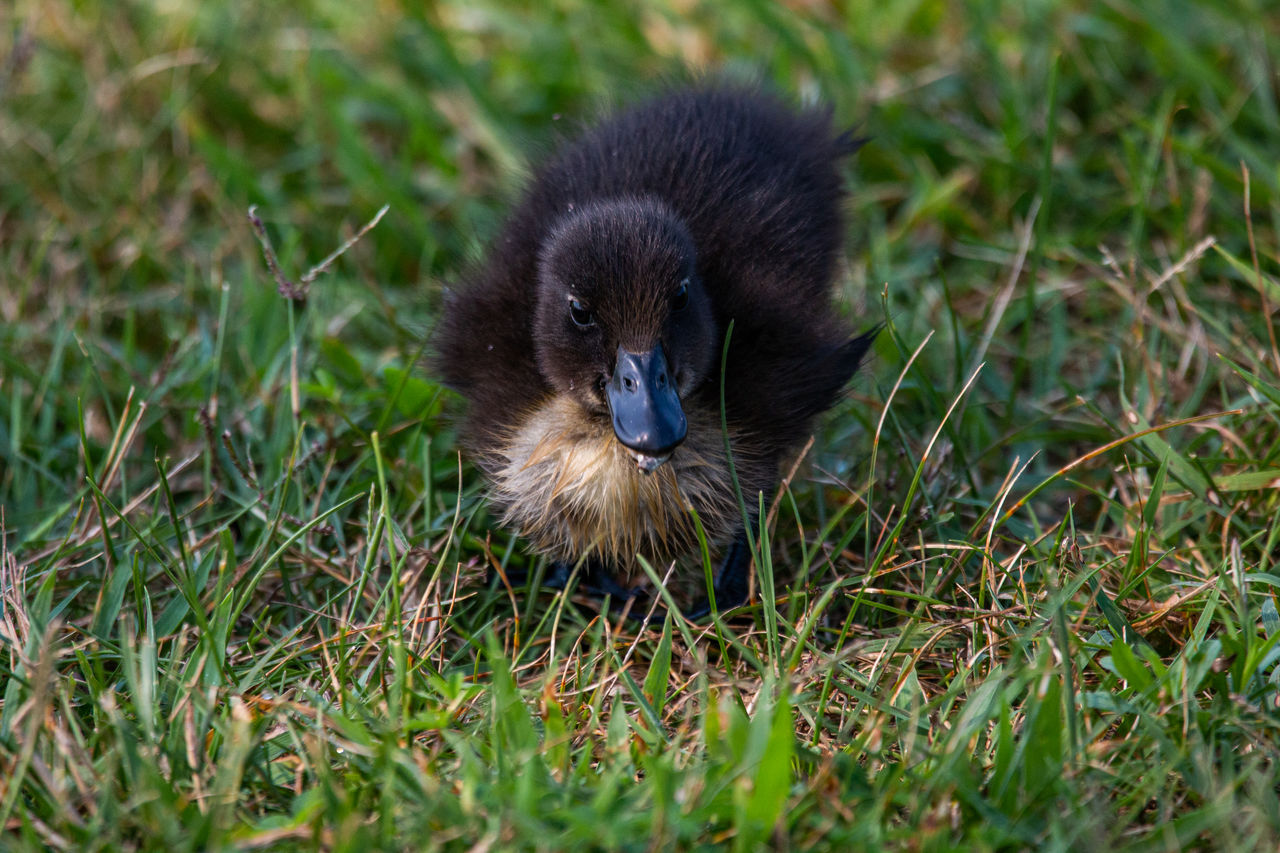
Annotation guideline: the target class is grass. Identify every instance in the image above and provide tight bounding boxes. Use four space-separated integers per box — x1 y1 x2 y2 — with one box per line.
3 0 1280 849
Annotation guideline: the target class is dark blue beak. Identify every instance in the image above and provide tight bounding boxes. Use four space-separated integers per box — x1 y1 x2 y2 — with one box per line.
607 343 687 468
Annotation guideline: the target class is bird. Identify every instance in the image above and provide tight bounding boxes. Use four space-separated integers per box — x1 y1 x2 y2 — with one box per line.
436 84 876 618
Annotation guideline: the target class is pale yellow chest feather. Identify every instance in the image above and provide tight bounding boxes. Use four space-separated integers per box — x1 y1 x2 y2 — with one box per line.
484 395 739 574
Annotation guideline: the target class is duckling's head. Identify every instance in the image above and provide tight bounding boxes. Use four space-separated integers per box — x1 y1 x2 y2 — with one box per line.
534 197 717 473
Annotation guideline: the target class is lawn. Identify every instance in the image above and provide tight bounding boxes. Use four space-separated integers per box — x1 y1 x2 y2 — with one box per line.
3 0 1280 849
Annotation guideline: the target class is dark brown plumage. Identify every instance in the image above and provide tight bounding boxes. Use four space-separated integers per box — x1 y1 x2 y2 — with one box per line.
436 85 875 616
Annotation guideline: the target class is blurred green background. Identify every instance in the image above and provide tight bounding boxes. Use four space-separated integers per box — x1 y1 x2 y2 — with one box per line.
4 0 1275 518
6 0 1277 516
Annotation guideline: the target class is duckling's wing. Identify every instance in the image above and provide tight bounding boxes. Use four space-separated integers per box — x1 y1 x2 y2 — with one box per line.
435 266 548 442
720 324 877 456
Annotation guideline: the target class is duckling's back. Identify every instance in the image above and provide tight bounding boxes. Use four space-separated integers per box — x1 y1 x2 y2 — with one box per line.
513 87 856 314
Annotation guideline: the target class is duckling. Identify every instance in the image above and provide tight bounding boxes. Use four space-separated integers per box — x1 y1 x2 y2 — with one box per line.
437 85 875 617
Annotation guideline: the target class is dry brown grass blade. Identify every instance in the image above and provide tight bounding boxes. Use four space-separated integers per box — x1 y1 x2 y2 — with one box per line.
997 408 1244 526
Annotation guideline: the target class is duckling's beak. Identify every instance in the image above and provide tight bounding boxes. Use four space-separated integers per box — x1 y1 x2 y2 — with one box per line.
607 343 687 473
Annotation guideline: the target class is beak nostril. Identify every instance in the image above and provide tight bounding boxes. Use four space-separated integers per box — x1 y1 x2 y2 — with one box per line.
607 342 687 457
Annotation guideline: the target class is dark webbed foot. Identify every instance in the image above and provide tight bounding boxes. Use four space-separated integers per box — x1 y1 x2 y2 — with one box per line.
489 529 756 625
488 558 655 620
685 528 753 621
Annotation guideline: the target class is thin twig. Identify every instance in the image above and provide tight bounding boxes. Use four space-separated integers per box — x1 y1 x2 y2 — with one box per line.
247 204 390 301
247 205 299 299
301 204 390 287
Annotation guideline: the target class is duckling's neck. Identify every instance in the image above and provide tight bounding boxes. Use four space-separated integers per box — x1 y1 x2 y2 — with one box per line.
485 394 738 575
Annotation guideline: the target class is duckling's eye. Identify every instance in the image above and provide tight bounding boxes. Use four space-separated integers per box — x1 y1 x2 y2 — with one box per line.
672 278 690 311
569 298 595 328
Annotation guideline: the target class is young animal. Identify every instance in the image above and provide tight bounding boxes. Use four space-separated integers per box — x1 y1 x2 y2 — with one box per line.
437 85 875 617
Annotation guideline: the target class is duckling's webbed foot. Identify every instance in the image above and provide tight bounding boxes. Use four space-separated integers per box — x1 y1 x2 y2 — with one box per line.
566 559 642 601
488 557 653 619
685 528 752 621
